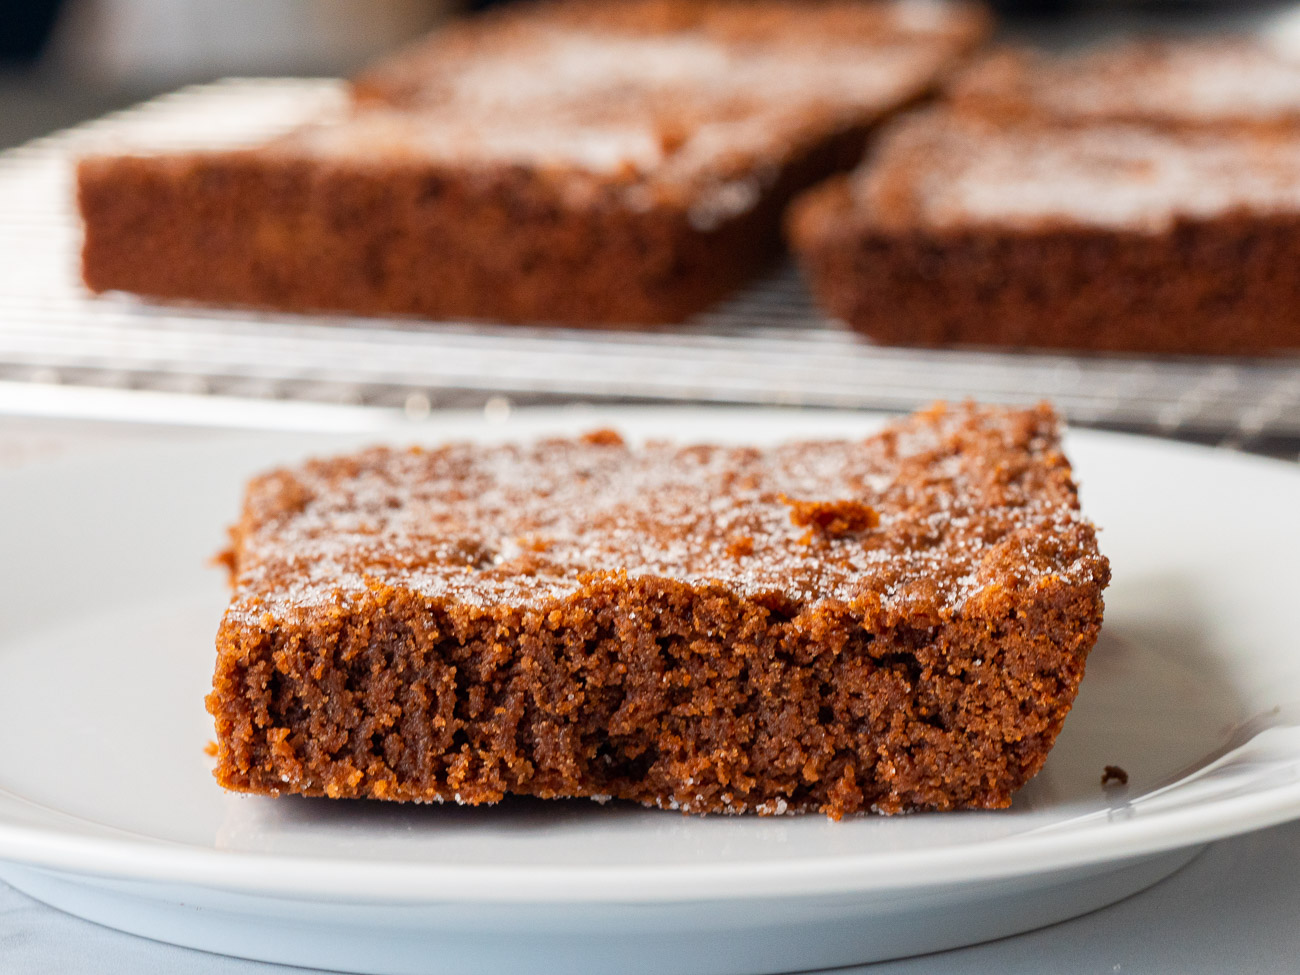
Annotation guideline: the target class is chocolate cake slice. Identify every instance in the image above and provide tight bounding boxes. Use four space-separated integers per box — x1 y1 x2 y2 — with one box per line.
791 36 1300 355
77 0 990 326
208 403 1109 818
789 110 1300 355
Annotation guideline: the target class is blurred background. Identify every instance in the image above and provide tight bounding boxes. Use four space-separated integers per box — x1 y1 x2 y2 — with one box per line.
2 0 452 149
1 0 1298 452
4 0 1298 150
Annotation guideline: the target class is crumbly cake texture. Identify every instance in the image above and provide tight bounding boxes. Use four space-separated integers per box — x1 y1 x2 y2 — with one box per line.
949 38 1300 131
789 110 1300 354
208 403 1109 818
78 0 990 326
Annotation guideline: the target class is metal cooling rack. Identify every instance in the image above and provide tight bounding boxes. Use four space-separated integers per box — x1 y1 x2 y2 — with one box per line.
2 80 1298 455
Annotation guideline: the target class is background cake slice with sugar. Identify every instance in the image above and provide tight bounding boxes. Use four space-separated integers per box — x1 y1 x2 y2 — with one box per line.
78 0 990 326
790 34 1300 356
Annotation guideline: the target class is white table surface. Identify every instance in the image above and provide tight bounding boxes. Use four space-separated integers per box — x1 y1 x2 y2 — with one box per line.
2 409 1298 974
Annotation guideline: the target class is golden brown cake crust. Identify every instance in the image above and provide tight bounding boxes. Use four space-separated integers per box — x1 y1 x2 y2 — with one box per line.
207 403 1109 818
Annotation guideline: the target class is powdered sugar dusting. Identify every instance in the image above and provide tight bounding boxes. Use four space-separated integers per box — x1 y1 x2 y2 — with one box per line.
272 0 983 212
287 36 953 195
289 112 668 175
858 115 1300 231
223 405 1106 627
429 27 953 123
1069 49 1300 122
964 39 1300 127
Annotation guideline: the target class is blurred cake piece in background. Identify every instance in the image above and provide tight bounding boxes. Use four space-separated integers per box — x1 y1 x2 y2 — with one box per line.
354 0 992 119
948 37 1300 131
789 108 1300 355
77 0 991 326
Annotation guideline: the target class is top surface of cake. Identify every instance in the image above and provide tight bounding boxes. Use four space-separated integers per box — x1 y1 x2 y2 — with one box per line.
355 0 990 119
85 1 989 222
949 38 1300 130
273 102 832 197
266 101 837 227
849 110 1300 232
224 404 1104 627
317 0 988 183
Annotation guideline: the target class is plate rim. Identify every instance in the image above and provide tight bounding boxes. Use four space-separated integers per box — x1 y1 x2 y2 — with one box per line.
0 784 1297 904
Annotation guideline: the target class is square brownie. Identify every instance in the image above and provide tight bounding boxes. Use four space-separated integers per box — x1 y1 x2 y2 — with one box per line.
789 108 1300 355
77 0 990 325
208 403 1109 817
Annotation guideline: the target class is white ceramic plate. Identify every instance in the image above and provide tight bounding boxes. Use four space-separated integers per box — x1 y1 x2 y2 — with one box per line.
1 407 1298 975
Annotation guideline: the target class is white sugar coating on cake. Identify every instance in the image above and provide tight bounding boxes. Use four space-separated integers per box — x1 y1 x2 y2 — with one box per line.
223 407 1106 626
289 0 982 182
208 1 987 227
1068 46 1300 121
285 106 811 185
285 36 950 182
858 117 1300 231
278 35 947 223
430 27 953 121
439 31 734 107
992 40 1300 124
282 107 787 224
287 111 670 175
383 0 985 117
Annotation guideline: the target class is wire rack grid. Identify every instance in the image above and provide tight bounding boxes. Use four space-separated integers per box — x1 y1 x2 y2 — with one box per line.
1 80 1297 455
